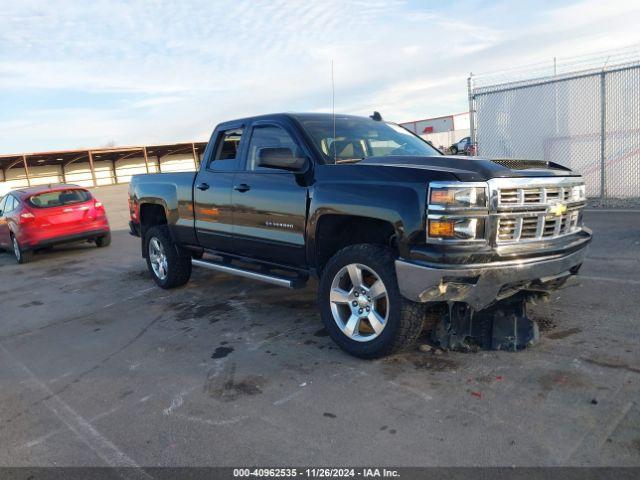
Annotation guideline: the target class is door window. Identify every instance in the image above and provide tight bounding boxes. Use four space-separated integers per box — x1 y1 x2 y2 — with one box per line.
208 128 244 171
0 196 7 215
4 195 17 213
247 125 299 171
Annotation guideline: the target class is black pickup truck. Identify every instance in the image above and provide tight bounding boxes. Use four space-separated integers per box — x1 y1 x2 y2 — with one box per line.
129 112 591 358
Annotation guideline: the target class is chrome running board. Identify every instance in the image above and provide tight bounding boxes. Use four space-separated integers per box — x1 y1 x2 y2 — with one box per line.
191 258 304 288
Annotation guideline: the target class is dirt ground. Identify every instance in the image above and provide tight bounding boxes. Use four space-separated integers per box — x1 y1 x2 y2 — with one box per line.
0 183 638 467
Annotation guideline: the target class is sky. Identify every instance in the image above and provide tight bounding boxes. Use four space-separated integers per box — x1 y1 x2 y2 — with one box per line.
1 0 640 153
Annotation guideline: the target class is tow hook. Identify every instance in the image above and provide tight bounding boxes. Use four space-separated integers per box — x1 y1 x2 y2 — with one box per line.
432 294 540 351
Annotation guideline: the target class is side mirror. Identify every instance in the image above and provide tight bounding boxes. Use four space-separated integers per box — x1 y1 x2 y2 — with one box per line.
257 147 309 172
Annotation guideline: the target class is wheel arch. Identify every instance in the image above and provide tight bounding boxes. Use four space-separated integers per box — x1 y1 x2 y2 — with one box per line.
138 201 169 257
312 213 398 275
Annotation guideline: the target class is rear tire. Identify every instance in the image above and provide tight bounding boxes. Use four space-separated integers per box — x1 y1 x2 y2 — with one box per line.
96 232 111 248
12 235 33 264
144 225 191 289
318 244 426 359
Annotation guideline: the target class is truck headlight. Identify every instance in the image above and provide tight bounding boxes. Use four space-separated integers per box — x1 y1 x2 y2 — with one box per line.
429 186 487 208
428 217 485 240
427 182 489 244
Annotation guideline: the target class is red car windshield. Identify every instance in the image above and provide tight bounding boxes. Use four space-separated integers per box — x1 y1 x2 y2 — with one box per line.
29 189 92 208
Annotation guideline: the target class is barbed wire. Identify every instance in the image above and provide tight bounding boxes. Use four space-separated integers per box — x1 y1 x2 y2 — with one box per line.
471 43 640 89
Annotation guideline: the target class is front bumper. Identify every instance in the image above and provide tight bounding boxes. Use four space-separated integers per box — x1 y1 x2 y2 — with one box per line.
396 235 590 310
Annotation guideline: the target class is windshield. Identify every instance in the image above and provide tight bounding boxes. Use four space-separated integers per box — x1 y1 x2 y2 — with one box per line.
299 117 441 164
29 189 92 208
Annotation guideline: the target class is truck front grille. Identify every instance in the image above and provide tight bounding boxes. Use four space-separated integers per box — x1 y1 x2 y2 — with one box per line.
497 211 581 242
498 185 579 206
491 179 586 245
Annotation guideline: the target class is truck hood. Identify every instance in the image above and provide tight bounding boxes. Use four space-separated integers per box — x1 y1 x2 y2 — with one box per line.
359 155 577 182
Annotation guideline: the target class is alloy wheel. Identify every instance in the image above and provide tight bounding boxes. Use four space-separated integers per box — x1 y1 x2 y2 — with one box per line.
329 263 389 342
12 237 20 262
148 237 168 280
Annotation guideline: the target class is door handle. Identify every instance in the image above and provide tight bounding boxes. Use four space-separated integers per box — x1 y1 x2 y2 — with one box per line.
196 183 210 191
233 183 251 193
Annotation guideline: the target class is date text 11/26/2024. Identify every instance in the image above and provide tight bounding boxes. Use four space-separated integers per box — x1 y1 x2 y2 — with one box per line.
233 468 400 478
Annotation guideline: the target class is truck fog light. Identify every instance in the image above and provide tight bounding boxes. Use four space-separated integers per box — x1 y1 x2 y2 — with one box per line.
428 218 484 240
429 220 455 237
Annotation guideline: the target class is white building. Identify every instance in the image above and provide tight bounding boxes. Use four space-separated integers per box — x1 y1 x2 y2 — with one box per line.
0 142 206 196
400 112 470 150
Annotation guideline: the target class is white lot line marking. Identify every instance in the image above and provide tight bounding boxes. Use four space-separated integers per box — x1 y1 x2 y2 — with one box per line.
48 370 75 384
174 413 249 427
162 386 199 416
579 275 640 286
273 388 306 406
163 395 184 416
0 345 151 479
387 380 433 402
21 404 122 449
20 394 156 450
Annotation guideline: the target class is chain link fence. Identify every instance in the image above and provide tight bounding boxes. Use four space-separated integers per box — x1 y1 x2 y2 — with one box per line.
469 53 640 198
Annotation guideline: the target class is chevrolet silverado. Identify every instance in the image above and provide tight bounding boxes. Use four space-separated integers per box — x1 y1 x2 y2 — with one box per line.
128 113 591 358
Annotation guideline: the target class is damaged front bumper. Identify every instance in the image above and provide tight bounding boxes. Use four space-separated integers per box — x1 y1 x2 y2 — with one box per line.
396 232 591 310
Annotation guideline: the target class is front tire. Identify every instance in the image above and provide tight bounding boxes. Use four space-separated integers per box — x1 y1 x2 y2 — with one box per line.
450 146 458 155
12 235 33 264
144 225 192 289
318 244 426 359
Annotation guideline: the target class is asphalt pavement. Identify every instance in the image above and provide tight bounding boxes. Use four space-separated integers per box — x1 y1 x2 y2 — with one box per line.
0 184 638 467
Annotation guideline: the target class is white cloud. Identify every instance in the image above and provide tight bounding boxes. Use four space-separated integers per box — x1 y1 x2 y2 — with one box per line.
0 0 639 152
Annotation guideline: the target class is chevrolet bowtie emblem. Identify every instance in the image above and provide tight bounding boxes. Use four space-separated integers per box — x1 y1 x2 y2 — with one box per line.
548 203 567 216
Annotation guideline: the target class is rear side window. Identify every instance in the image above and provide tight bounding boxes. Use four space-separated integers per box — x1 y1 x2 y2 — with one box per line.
216 129 243 160
2 195 18 213
29 189 92 208
207 128 244 171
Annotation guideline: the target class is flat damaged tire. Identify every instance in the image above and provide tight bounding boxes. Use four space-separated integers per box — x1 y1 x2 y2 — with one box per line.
318 244 426 359
145 225 192 289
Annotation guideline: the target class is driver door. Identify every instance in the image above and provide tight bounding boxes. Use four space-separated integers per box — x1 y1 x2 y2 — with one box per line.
230 121 309 267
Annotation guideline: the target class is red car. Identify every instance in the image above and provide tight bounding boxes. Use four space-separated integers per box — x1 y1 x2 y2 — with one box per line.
0 184 111 264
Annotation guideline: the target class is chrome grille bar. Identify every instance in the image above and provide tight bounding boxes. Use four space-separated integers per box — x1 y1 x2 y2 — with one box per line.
489 177 586 245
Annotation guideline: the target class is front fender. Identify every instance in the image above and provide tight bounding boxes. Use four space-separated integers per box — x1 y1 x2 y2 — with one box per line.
307 182 426 266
